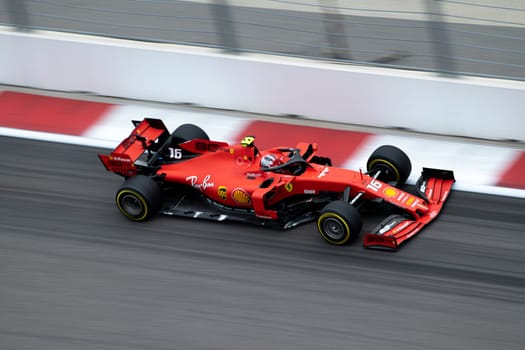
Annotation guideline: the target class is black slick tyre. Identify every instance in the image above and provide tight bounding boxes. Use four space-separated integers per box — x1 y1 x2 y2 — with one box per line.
367 145 412 186
317 200 362 245
115 175 161 221
171 124 209 142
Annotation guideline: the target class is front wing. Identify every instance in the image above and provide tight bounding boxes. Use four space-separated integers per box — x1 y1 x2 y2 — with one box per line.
363 168 455 250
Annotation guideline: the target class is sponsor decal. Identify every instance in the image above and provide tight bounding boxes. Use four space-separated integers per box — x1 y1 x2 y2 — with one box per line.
409 199 427 210
383 187 397 197
379 222 396 234
232 188 251 205
246 172 262 179
317 167 329 178
218 186 227 200
109 155 131 163
186 175 215 191
194 141 223 152
167 148 183 159
419 181 427 193
393 221 411 234
304 189 316 195
365 235 392 244
285 183 293 192
406 197 415 206
366 178 382 192
416 202 429 210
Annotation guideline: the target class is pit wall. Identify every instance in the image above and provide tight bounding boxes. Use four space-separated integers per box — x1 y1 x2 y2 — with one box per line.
1 27 523 142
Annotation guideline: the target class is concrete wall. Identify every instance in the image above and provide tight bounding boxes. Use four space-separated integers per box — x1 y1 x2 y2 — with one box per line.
1 27 523 141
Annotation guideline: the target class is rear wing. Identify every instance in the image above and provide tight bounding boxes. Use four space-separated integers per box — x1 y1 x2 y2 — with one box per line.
98 118 170 177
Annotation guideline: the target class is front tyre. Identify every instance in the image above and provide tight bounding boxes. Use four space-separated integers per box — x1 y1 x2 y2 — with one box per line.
116 175 161 221
317 200 362 245
367 145 411 186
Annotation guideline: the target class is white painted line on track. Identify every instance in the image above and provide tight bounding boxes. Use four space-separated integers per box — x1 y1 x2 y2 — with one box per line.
0 127 119 149
453 183 525 199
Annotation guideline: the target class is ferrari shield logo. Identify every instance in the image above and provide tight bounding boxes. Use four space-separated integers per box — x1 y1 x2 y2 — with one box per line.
218 186 227 200
285 183 293 192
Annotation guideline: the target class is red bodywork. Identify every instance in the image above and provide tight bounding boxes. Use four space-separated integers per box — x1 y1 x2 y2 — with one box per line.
100 118 455 250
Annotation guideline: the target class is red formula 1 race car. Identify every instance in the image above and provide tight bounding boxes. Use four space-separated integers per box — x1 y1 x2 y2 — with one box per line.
99 118 455 250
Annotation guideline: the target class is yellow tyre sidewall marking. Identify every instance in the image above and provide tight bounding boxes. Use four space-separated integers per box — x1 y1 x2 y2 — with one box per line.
317 212 351 245
116 189 149 221
368 159 401 183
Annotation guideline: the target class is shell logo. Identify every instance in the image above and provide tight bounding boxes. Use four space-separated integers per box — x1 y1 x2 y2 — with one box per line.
232 188 251 205
383 187 397 197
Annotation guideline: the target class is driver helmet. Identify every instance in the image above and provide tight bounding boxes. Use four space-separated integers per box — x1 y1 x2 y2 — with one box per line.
260 153 283 168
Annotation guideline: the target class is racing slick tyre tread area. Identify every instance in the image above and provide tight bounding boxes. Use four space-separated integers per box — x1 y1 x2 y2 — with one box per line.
366 145 412 186
171 124 209 142
116 175 162 221
317 200 363 245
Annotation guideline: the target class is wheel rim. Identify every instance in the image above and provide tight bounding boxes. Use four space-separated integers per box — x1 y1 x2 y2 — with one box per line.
369 160 400 183
322 217 347 241
121 193 144 216
377 164 396 181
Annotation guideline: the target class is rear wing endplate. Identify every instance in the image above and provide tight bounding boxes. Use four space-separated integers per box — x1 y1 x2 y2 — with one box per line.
98 118 170 177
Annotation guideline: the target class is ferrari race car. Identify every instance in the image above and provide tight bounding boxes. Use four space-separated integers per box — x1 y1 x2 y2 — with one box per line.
99 118 455 250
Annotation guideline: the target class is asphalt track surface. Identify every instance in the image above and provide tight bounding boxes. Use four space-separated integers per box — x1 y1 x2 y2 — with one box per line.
1 135 524 350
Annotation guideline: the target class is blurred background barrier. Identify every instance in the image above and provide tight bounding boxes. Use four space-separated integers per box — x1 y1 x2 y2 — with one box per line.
1 28 523 142
1 0 524 81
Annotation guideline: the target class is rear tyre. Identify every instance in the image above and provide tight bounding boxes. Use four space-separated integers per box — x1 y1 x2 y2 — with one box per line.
317 200 362 245
116 175 161 221
171 124 209 142
367 145 411 186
